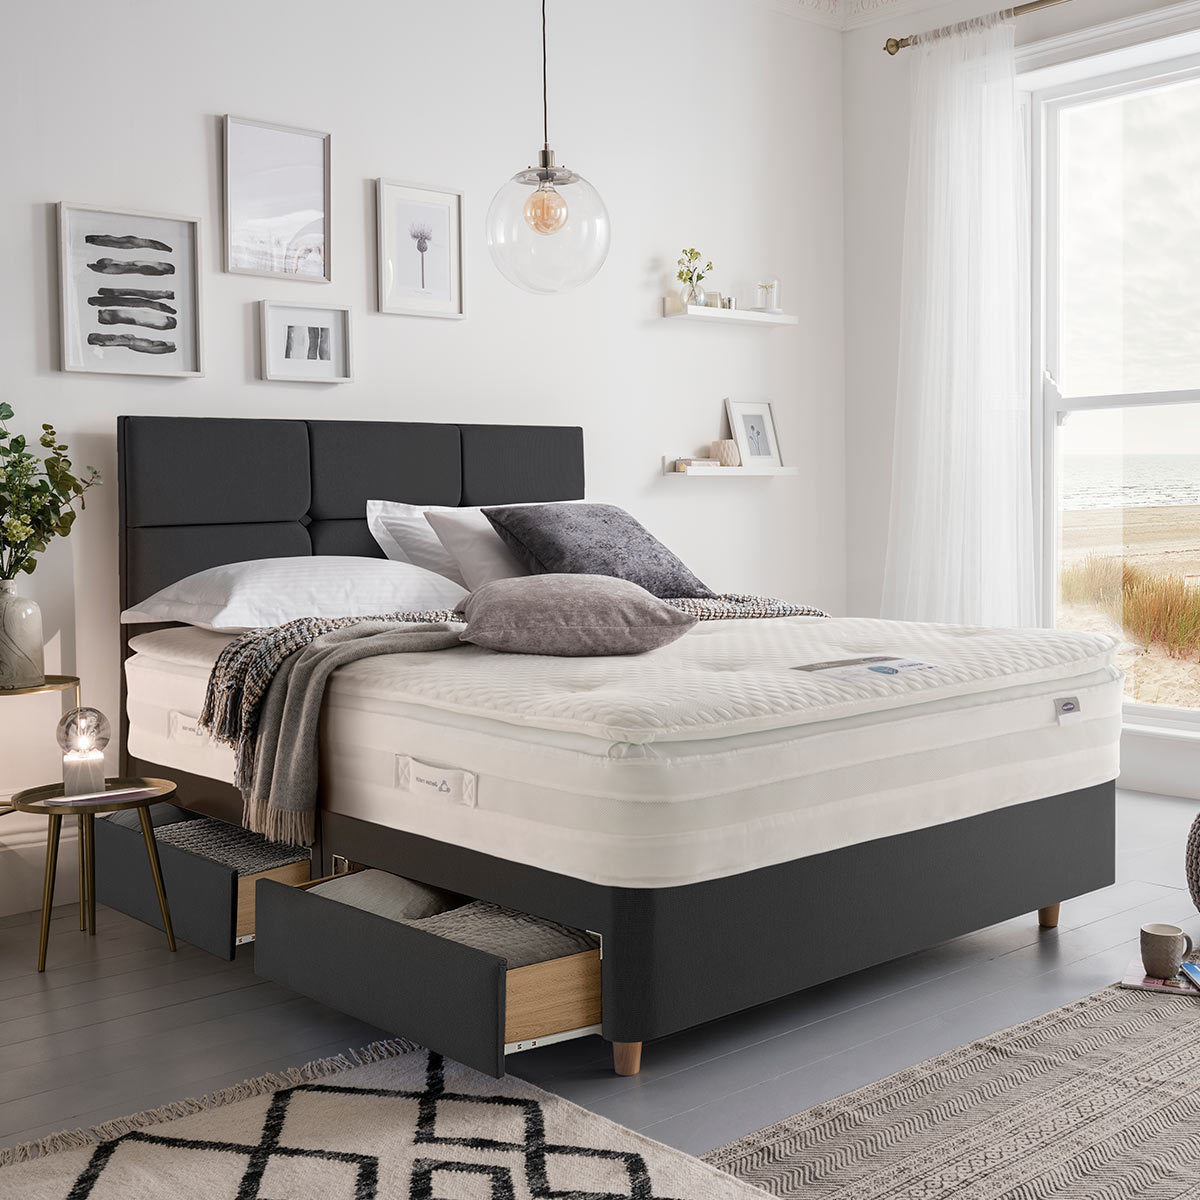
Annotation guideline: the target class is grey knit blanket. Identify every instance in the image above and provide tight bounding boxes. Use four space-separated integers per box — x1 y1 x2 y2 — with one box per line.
198 595 826 845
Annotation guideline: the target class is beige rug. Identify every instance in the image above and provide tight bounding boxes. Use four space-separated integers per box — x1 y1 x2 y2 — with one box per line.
0 1042 766 1199
704 981 1200 1198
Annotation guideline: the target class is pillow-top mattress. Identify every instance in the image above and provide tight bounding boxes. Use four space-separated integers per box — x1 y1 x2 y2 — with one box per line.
125 617 1122 888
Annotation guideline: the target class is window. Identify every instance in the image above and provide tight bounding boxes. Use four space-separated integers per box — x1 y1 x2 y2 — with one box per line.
1035 54 1200 721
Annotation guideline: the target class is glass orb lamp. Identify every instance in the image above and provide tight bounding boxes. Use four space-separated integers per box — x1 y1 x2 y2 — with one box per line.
486 1 610 294
486 152 610 294
57 706 111 796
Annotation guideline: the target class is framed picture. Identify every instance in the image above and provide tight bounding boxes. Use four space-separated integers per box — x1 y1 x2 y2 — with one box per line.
58 202 202 377
726 398 784 468
260 301 352 383
377 179 464 318
225 116 331 281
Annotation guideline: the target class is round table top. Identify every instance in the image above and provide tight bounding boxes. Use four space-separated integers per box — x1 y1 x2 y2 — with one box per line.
0 675 81 699
10 777 176 816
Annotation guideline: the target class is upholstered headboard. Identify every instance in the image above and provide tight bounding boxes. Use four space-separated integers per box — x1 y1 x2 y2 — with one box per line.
117 415 584 817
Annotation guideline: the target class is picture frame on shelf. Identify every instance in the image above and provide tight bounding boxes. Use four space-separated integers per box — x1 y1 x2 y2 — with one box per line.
726 397 783 468
225 116 331 281
376 179 465 318
259 300 352 383
58 202 203 377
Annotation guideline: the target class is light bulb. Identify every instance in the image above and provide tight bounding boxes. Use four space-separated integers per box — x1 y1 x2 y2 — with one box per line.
524 184 568 235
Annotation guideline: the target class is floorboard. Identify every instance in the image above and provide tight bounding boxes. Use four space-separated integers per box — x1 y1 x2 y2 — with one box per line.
0 788 1192 1156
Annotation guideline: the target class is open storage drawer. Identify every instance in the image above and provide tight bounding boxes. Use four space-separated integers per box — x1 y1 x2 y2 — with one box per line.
254 872 602 1077
94 803 310 960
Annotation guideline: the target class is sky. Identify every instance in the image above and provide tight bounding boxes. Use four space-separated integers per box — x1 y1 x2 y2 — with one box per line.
1059 72 1200 455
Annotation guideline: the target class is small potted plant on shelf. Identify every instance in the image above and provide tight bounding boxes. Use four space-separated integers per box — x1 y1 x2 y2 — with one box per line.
677 248 714 308
0 403 100 688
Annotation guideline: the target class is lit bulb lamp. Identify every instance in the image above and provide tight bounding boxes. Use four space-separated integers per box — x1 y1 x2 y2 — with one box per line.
56 706 110 797
486 0 610 293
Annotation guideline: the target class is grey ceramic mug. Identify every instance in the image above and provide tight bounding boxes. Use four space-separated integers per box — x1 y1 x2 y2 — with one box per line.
1141 922 1194 979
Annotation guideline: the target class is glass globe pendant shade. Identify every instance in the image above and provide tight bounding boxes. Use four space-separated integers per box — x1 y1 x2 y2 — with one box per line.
487 164 610 294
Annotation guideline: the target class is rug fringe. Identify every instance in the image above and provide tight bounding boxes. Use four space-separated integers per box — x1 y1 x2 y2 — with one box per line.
0 1036 420 1168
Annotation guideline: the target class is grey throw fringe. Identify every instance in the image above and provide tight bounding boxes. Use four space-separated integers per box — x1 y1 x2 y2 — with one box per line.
0 1037 419 1167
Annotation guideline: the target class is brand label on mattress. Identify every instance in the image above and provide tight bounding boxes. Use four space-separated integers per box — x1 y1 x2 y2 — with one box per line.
396 755 477 808
168 711 213 743
1055 696 1083 724
793 656 941 679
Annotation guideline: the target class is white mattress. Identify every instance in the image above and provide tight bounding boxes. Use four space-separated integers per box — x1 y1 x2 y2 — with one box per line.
125 618 1122 888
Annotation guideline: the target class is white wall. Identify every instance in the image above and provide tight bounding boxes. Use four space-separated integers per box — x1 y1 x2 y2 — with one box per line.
0 0 844 912
842 0 1170 616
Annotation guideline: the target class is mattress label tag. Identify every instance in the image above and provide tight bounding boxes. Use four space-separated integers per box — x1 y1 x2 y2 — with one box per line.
793 656 941 679
169 711 213 743
396 755 477 808
1055 697 1083 725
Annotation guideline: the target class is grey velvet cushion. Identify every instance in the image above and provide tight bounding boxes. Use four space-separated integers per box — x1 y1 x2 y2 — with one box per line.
483 502 716 600
459 574 697 656
310 869 465 921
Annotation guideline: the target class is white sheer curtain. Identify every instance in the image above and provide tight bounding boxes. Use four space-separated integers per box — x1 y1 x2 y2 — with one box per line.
881 14 1036 627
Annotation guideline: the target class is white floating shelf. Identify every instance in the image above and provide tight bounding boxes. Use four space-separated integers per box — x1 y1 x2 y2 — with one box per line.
662 298 799 326
662 457 798 477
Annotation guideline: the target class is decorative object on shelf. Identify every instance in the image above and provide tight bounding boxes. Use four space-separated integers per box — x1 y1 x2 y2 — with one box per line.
722 296 738 310
486 0 610 293
0 406 100 689
57 706 110 796
704 291 723 309
676 247 713 308
712 439 742 467
377 180 465 319
224 116 331 281
58 203 202 377
259 301 352 383
726 397 784 469
753 278 782 312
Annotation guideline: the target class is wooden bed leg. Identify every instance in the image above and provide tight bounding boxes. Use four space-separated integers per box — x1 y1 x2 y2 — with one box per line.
612 1042 643 1076
1038 903 1061 929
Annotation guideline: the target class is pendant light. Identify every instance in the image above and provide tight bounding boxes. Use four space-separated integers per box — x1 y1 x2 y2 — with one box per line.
486 0 610 294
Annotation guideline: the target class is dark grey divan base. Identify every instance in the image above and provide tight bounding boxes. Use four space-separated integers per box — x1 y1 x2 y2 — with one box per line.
312 782 1116 1051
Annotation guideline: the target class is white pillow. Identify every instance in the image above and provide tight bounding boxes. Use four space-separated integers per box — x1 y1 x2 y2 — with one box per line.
424 508 532 590
366 500 467 586
120 556 467 632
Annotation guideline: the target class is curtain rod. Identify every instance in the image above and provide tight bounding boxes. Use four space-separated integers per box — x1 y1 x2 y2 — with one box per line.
884 0 1072 54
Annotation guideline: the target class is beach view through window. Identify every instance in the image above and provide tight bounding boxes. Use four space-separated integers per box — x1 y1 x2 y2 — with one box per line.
1053 74 1200 713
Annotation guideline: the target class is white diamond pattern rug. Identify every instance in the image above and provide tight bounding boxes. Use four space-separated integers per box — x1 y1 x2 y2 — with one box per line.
0 1045 766 1199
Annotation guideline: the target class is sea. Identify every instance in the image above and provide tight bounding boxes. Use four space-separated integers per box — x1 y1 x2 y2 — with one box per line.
1062 454 1200 511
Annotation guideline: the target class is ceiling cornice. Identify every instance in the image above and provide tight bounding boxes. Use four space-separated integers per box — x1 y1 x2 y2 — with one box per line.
767 0 944 33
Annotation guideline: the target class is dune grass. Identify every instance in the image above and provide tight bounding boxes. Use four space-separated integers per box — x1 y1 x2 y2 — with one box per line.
1061 553 1200 658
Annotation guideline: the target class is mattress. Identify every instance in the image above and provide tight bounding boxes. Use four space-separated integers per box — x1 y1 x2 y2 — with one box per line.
125 618 1122 888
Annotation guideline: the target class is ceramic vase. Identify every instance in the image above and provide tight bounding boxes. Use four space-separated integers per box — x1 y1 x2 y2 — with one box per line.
0 579 45 689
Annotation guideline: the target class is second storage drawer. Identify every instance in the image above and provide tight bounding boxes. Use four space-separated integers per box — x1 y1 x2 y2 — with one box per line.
254 870 601 1077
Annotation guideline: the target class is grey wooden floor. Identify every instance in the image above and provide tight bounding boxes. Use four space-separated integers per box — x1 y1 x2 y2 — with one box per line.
0 788 1194 1157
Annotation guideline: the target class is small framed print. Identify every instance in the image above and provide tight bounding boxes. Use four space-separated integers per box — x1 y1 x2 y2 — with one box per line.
225 116 331 281
377 179 464 318
58 202 202 377
260 301 352 383
726 398 784 468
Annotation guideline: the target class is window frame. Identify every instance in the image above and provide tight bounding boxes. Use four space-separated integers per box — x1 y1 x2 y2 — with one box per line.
1029 51 1200 728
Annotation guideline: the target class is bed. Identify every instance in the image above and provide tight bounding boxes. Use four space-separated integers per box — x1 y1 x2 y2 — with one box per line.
117 415 1120 1076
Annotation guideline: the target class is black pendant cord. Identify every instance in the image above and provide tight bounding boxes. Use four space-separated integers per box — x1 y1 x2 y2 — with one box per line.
541 0 549 149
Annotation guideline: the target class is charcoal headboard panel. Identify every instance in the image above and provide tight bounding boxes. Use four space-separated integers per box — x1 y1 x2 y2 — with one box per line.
118 416 584 611
118 416 584 817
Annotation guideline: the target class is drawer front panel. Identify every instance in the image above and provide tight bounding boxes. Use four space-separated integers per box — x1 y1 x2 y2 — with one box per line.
254 879 508 1077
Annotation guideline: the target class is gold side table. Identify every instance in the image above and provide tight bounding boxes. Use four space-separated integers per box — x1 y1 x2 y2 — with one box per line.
1 675 89 934
10 778 178 971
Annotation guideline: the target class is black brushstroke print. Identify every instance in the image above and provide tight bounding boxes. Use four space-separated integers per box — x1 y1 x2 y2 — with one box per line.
86 258 175 276
85 233 172 251
307 326 320 360
96 308 177 331
284 325 301 359
96 287 175 300
87 295 177 313
318 326 331 361
87 332 176 354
